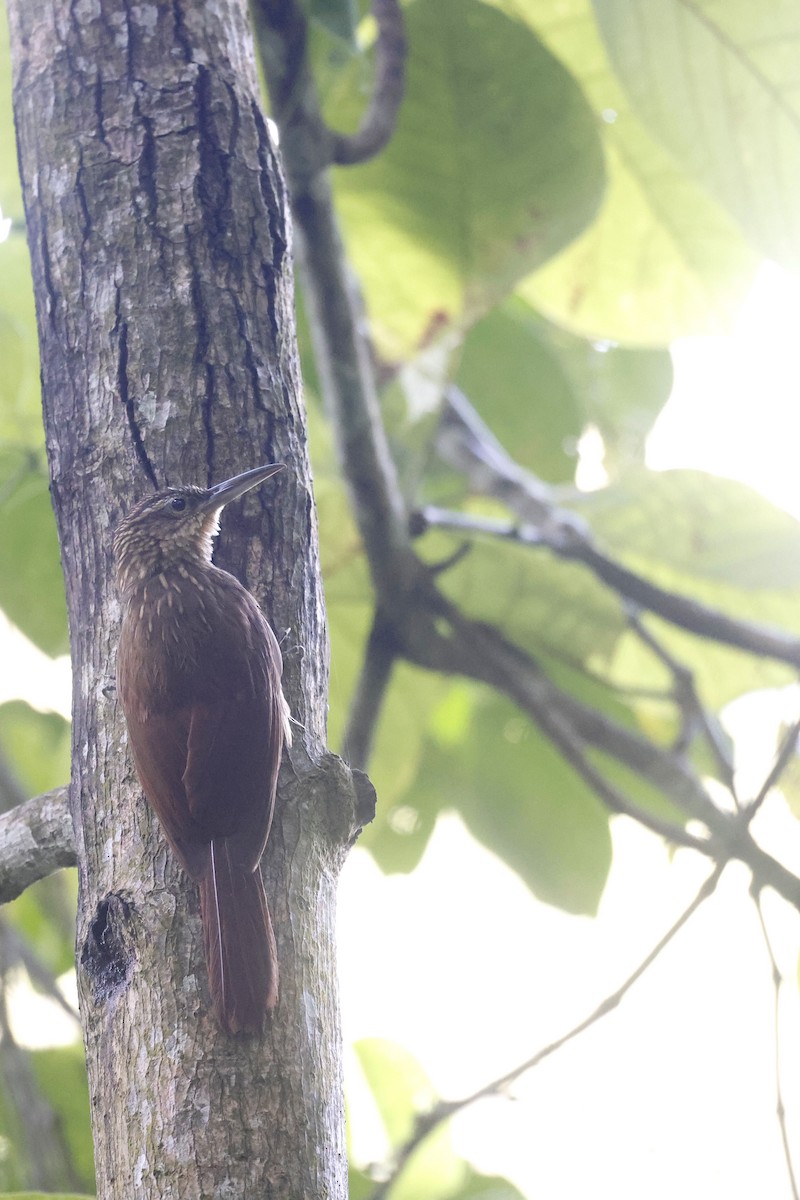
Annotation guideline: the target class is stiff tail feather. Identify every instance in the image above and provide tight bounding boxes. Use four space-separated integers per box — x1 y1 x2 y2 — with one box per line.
199 839 278 1034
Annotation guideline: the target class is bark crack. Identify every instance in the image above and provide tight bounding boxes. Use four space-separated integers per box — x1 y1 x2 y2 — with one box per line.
251 101 288 333
137 113 159 225
115 292 158 487
172 0 194 64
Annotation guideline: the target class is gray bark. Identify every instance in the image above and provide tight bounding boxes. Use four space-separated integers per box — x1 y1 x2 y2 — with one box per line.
7 1 369 1195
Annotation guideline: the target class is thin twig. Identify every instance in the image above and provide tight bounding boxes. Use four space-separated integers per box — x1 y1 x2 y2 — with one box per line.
331 0 406 166
743 717 800 822
255 0 417 601
367 863 724 1200
415 506 800 670
753 893 800 1200
624 604 736 793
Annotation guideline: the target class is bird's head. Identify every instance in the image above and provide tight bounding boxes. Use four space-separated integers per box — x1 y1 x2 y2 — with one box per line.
113 464 283 594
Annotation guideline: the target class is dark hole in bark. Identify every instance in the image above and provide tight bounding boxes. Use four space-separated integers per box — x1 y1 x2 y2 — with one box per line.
80 892 134 999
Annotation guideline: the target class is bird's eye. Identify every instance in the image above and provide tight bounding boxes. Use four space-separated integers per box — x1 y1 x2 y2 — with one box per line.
170 496 187 512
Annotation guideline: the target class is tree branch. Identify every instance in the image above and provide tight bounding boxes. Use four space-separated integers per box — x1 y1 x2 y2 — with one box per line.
416 505 800 670
436 383 589 533
0 787 75 905
367 862 724 1200
330 0 406 166
743 716 800 822
255 0 800 918
343 611 398 770
624 603 736 792
255 0 420 603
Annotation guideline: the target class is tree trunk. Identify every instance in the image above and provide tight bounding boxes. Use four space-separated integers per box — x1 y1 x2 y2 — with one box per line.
7 1 367 1194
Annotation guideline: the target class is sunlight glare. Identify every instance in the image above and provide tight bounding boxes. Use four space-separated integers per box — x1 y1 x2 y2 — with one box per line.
648 262 800 518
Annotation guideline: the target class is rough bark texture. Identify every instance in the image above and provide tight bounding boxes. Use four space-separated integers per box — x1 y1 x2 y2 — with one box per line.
8 1 369 1195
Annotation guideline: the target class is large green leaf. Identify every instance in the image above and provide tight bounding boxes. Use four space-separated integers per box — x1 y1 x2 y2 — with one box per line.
581 469 800 590
554 338 673 472
330 0 605 356
505 0 758 342
423 518 626 669
0 1048 91 1194
454 299 583 485
357 666 452 874
594 0 800 269
453 296 674 485
416 686 612 914
576 470 800 706
352 1039 463 1200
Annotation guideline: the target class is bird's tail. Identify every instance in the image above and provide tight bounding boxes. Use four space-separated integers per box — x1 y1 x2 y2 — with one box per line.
199 839 278 1035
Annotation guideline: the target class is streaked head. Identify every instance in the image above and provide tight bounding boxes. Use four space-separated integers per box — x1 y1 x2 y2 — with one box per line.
113 464 283 593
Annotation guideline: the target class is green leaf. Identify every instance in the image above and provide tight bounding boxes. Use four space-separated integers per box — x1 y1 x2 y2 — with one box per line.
419 686 612 914
353 1039 464 1200
594 0 800 269
453 1171 527 1200
554 339 673 472
423 521 626 670
0 453 68 655
331 0 605 356
453 297 674 484
455 299 583 484
348 1165 375 1200
575 469 800 706
355 1038 437 1148
581 469 800 590
509 0 757 342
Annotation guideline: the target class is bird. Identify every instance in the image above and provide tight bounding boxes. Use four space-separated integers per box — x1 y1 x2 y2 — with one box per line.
112 464 291 1034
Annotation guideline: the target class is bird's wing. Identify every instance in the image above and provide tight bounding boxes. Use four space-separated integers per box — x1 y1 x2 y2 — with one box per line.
181 611 286 872
123 705 209 878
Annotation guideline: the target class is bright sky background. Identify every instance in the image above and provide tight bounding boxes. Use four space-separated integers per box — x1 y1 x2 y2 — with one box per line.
4 261 800 1196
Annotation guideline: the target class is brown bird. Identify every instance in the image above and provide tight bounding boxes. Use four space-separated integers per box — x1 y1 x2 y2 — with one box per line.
113 464 291 1034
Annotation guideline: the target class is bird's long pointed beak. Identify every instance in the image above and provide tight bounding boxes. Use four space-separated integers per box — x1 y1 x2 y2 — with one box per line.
203 464 284 511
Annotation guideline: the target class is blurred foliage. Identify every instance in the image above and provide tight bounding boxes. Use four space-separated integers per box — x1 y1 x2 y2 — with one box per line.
28 1047 95 1193
349 1039 526 1200
1 0 800 1193
0 1044 92 1195
0 701 75 978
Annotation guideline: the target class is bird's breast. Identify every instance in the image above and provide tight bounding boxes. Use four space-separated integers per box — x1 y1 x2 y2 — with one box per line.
117 566 269 719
